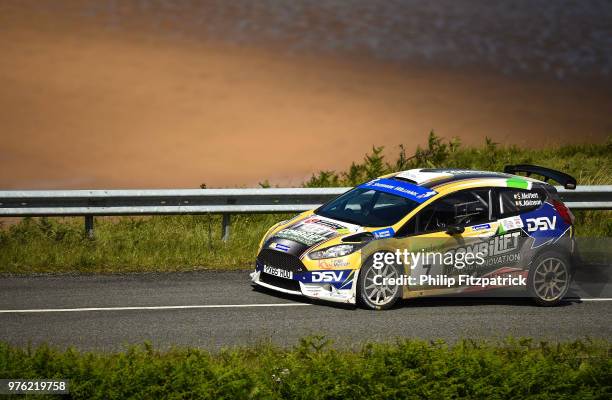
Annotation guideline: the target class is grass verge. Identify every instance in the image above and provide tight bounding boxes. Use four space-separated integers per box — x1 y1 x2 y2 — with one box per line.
0 211 610 274
1 337 610 399
0 214 283 273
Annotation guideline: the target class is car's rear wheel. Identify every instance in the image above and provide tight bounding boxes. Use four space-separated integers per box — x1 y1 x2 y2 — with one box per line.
528 250 572 306
357 255 402 310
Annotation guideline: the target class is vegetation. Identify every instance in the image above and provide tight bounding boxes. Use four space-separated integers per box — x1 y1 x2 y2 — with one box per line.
0 133 610 273
1 337 610 399
304 133 611 188
0 214 283 273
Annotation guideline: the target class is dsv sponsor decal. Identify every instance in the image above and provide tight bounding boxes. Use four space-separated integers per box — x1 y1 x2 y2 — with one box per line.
526 216 556 232
311 271 345 282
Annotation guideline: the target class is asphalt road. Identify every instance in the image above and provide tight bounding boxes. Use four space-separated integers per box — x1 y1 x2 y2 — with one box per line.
1 268 611 351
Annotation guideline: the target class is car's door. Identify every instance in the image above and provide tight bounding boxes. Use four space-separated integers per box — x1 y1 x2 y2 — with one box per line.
393 188 496 291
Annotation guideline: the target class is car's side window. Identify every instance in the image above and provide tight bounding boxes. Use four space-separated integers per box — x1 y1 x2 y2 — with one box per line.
413 189 491 234
496 188 545 218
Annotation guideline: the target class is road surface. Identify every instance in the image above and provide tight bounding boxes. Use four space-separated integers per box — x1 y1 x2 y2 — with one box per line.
1 268 610 351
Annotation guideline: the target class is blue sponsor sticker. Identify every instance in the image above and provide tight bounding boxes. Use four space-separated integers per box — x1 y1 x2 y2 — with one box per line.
520 203 570 248
472 223 491 231
296 270 354 289
359 178 436 203
270 243 290 252
372 227 395 239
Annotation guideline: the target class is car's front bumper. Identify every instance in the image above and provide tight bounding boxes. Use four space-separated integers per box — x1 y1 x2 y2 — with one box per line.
250 269 358 304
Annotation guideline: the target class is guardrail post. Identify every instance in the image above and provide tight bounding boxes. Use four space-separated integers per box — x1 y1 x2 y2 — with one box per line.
84 215 94 239
222 214 231 242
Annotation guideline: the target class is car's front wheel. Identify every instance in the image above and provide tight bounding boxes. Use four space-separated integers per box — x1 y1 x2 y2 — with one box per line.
357 255 402 310
527 250 572 306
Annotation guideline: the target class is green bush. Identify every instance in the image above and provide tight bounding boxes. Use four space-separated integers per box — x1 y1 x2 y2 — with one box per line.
304 132 611 187
0 338 610 399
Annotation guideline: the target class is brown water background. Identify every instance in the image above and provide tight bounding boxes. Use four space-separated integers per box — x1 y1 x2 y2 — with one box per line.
1 0 610 189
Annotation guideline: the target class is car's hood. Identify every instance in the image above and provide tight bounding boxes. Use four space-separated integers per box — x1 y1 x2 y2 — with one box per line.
264 214 363 257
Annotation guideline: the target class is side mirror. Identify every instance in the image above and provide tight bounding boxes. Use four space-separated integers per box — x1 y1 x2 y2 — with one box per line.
445 225 465 235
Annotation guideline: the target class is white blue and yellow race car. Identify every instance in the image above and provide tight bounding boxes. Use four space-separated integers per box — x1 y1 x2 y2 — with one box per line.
251 165 577 309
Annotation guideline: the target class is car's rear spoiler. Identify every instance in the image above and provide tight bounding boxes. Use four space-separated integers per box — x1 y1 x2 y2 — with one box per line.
503 164 577 189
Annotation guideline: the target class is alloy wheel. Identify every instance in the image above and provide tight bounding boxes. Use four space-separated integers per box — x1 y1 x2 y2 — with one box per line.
363 263 399 306
533 257 569 301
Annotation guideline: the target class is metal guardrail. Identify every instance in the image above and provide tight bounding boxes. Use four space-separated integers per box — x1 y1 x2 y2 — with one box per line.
0 186 610 239
0 188 351 240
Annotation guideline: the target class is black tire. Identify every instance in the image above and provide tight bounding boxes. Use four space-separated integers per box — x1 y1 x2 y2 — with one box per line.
357 254 402 310
527 250 572 306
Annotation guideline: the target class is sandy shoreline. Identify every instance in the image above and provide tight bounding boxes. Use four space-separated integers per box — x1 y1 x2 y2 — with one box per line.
0 3 610 189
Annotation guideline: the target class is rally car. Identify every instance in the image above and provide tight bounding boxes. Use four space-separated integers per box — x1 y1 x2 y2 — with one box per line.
250 165 577 309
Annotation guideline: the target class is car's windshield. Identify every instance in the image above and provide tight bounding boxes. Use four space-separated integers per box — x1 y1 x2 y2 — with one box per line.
316 187 420 227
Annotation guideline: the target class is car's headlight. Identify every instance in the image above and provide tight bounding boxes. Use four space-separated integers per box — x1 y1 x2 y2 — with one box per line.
308 244 363 260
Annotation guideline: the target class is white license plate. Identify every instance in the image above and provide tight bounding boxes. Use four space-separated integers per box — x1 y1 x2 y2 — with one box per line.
263 265 293 279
